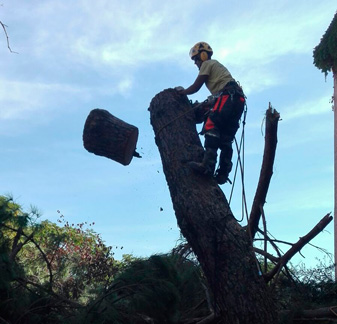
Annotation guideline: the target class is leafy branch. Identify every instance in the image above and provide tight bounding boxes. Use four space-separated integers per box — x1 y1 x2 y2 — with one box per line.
313 11 337 76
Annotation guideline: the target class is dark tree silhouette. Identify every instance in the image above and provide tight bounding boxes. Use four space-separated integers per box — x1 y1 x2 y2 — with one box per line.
149 89 277 323
148 88 333 323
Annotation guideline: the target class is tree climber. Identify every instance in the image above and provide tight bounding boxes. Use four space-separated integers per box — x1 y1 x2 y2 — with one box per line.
178 42 246 185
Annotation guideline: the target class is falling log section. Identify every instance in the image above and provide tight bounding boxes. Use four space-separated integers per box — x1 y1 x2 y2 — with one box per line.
83 108 139 166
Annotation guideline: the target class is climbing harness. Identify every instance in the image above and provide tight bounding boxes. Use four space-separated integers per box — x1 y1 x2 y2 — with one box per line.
155 81 244 138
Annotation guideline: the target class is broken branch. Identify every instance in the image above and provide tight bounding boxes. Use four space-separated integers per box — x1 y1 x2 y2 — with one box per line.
264 213 333 283
0 20 17 53
253 247 280 263
248 105 280 240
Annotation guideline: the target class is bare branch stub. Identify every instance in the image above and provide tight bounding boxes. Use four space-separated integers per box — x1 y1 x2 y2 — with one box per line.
248 105 332 284
0 20 18 54
264 213 333 283
248 105 280 240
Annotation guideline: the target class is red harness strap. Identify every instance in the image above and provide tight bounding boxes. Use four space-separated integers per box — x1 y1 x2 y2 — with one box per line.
204 95 230 131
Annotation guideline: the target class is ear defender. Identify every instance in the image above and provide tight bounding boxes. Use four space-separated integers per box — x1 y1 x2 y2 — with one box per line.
199 51 208 62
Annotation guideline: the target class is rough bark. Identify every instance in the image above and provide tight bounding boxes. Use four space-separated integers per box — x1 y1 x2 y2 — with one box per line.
333 66 337 279
83 108 139 166
149 89 277 324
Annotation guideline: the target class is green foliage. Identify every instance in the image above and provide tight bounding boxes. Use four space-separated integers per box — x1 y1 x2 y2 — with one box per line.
290 260 336 307
85 253 209 324
0 196 117 323
313 11 337 75
275 259 336 324
0 197 36 323
24 215 117 301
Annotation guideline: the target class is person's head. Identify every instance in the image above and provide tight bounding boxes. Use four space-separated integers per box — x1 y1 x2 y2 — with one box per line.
189 42 213 68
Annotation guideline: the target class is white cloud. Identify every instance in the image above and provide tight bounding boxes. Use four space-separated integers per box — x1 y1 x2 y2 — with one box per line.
199 1 336 93
281 93 333 121
26 0 197 67
3 0 335 87
0 79 88 120
1 0 336 124
0 76 137 123
210 2 334 65
5 0 336 65
266 186 333 215
116 78 134 96
239 66 282 95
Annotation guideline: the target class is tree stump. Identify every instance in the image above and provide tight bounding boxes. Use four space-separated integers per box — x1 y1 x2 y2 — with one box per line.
149 88 277 324
83 109 139 166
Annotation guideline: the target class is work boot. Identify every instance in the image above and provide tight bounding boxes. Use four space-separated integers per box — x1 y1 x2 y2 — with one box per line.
215 160 233 185
215 171 232 185
188 148 217 176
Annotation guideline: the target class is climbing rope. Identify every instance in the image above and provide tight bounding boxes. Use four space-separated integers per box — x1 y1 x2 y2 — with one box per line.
154 98 211 138
228 103 264 276
155 104 196 138
156 95 250 224
228 104 249 223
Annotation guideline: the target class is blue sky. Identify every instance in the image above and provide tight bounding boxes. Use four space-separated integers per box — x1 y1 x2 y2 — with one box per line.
0 0 336 267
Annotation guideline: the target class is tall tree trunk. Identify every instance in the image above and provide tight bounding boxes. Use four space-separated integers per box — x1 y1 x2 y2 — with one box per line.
333 66 337 279
149 89 277 324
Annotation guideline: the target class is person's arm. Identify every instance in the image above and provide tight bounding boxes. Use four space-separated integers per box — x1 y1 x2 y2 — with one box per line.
180 74 208 95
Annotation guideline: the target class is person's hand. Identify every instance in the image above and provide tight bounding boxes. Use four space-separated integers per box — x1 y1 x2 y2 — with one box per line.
174 86 184 92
